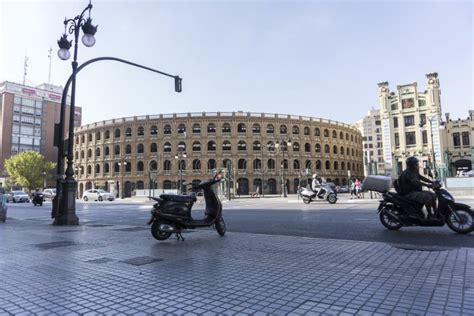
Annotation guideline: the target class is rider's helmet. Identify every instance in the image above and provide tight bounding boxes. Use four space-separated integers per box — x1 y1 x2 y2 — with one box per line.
313 174 318 179
406 156 419 170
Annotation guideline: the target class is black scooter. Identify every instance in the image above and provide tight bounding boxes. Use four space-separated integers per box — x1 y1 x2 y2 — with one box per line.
378 180 474 234
147 173 226 241
32 192 44 206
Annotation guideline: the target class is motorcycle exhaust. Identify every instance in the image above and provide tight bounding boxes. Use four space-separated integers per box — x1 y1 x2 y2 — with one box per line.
159 224 175 232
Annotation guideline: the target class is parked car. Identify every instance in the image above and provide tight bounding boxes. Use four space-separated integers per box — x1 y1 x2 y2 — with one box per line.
82 189 115 202
459 170 474 177
335 185 350 194
8 191 30 203
43 188 56 201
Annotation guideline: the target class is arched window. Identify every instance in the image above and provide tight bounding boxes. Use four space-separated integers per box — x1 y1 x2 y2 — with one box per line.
125 163 131 172
252 124 260 133
88 133 92 142
163 180 172 189
324 144 330 154
222 140 231 151
332 130 337 138
150 125 158 135
341 162 345 170
334 161 338 170
96 131 101 140
253 141 261 151
178 141 186 151
104 163 110 173
292 126 299 135
304 127 310 135
315 128 320 136
163 160 171 171
125 144 132 154
105 130 110 139
125 127 132 137
316 160 321 170
222 123 231 133
238 141 246 151
238 159 246 170
237 123 246 133
324 129 329 137
253 159 261 170
267 159 275 170
266 124 274 134
75 151 79 159
87 165 92 175
136 181 144 190
163 124 172 135
305 160 312 169
280 125 287 134
283 159 288 170
193 159 201 170
207 123 216 133
95 148 100 157
208 141 216 151
105 146 110 156
340 146 344 155
150 160 158 171
222 159 232 168
293 142 300 152
325 160 331 170
114 145 120 155
137 161 144 171
192 141 201 152
346 148 350 155
267 141 275 152
346 133 349 141
179 160 186 171
137 126 144 136
163 142 171 152
80 150 84 159
352 149 355 156
293 159 300 170
351 135 354 142
87 149 92 158
81 135 85 143
192 123 201 134
340 131 344 139
150 143 157 153
315 144 321 153
177 123 186 134
333 146 338 154
137 144 144 154
114 162 120 173
208 159 216 170
305 143 311 152
95 164 100 174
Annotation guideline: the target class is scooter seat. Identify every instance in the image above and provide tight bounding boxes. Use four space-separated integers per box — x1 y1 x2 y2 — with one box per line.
160 194 196 203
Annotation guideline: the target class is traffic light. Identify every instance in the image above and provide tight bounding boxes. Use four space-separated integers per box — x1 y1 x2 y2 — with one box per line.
174 76 182 93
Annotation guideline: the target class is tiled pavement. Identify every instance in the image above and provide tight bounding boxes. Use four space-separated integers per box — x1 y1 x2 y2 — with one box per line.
1 217 473 315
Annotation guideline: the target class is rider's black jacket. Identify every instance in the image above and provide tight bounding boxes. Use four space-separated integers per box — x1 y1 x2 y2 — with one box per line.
398 169 432 195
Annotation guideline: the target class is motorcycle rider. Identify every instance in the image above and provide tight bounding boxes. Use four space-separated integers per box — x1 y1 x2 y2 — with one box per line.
398 156 436 219
312 174 325 198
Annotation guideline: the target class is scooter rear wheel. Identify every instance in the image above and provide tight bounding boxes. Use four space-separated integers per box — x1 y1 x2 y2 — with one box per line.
151 220 172 241
302 197 311 204
379 208 402 230
215 216 226 236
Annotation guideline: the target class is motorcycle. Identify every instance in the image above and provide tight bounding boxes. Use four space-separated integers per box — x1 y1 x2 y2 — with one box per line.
300 184 337 204
378 180 474 234
32 192 44 206
147 173 226 241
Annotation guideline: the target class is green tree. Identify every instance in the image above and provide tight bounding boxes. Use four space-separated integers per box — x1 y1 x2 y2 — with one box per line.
4 151 55 193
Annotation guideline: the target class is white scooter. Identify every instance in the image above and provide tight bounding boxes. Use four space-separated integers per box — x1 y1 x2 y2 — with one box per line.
301 184 338 204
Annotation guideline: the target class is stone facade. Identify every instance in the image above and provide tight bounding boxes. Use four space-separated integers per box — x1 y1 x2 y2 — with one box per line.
355 109 385 176
442 110 473 175
74 112 364 197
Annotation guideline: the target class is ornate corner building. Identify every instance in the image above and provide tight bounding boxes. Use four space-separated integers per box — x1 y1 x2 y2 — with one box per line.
74 112 364 197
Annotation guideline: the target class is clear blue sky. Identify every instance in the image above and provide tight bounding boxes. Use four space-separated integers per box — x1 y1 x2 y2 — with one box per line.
1 0 472 125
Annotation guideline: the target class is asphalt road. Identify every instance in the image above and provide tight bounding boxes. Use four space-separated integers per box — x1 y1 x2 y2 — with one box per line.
4 197 474 249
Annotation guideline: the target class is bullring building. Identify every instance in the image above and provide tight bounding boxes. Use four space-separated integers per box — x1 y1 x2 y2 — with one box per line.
74 112 363 198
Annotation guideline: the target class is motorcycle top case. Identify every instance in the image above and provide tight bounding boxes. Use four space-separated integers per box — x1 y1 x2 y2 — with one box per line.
361 175 392 193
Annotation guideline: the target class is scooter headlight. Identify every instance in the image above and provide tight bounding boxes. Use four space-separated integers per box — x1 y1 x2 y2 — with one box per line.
441 193 454 202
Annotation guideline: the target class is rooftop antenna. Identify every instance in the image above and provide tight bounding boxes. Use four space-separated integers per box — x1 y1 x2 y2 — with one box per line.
23 56 29 85
48 46 53 84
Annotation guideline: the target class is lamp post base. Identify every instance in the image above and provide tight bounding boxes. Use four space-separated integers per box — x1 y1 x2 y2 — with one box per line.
53 178 79 225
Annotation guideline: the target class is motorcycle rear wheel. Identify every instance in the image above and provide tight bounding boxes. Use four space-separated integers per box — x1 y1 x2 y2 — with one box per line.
379 208 402 230
151 220 172 240
446 209 474 234
302 197 311 204
215 216 226 236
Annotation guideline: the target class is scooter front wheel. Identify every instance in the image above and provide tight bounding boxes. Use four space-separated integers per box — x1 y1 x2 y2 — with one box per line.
445 209 474 234
327 194 337 204
215 216 226 236
151 220 172 241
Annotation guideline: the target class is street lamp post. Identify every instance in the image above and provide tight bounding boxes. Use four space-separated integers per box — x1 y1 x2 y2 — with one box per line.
42 171 47 189
275 138 291 197
175 150 186 194
419 115 438 179
118 161 128 199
